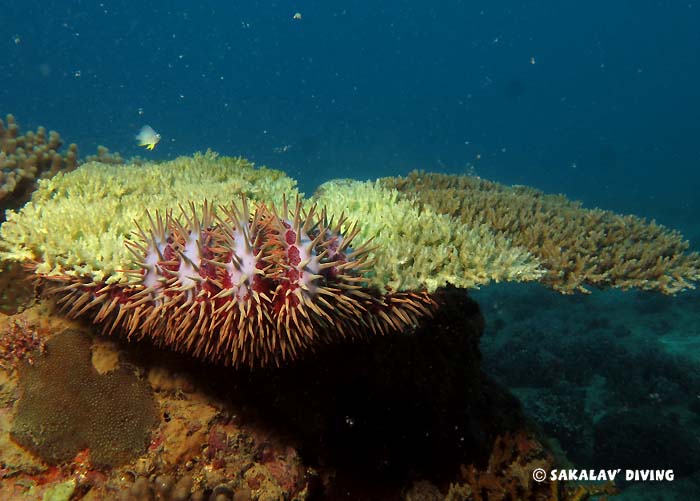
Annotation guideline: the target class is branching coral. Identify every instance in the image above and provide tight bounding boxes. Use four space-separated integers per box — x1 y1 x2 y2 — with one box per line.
82 145 124 165
382 171 700 294
0 151 299 283
0 114 78 206
313 179 543 291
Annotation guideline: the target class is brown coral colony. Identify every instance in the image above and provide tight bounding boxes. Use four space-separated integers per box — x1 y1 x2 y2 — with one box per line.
0 114 78 203
382 171 700 294
48 197 436 368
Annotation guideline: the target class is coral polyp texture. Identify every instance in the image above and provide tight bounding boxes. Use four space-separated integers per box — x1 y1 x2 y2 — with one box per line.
381 171 700 294
11 329 158 467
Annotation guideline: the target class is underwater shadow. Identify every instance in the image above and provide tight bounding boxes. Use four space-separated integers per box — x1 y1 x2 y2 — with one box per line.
210 287 527 497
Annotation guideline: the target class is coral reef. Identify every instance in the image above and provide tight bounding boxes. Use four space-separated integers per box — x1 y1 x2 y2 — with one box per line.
2 152 697 370
0 151 299 283
0 154 436 367
0 288 593 500
3 153 697 300
82 145 124 165
478 282 700 497
381 171 700 294
46 198 436 367
0 114 78 214
313 178 543 291
0 261 34 315
10 329 159 467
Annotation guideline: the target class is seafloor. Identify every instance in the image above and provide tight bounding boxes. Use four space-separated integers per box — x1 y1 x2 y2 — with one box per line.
0 266 620 501
476 283 700 501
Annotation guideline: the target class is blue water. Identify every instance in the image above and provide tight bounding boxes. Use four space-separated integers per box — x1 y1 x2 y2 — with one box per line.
3 2 699 227
2 1 700 497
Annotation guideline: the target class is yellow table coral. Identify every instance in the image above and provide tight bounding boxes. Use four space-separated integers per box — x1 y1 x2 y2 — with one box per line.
312 179 543 291
0 151 298 284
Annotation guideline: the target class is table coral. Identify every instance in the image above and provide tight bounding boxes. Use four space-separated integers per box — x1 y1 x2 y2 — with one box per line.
313 178 544 291
0 154 436 368
0 151 299 284
382 171 700 294
2 153 698 371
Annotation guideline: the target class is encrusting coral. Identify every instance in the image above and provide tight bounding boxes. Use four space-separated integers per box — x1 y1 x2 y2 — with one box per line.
11 329 158 467
0 114 78 206
381 171 700 294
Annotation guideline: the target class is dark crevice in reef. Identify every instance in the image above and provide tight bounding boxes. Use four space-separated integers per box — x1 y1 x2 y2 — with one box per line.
214 286 528 498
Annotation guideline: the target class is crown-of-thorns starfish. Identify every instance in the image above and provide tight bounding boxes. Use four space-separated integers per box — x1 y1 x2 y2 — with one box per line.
45 196 437 367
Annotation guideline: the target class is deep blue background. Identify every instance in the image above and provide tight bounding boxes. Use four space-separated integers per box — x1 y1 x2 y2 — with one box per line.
2 1 699 235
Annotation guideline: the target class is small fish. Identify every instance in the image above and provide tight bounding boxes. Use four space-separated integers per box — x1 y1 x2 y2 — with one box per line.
135 125 161 150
